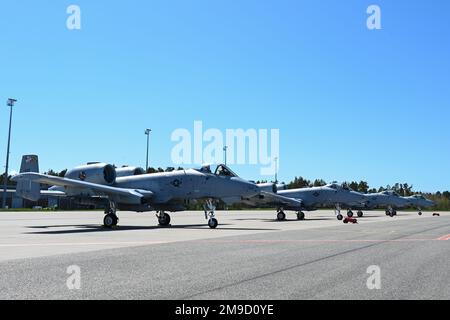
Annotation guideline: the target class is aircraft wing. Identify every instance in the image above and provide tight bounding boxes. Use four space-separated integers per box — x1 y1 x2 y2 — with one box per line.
245 191 303 210
12 173 154 204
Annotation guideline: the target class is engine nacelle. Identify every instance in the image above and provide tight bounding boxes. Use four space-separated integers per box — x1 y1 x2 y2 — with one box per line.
115 166 145 178
65 163 117 185
257 183 278 194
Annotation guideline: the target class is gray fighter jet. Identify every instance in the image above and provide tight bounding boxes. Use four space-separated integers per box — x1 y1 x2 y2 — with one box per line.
356 191 412 217
12 155 259 229
242 183 367 221
403 194 435 215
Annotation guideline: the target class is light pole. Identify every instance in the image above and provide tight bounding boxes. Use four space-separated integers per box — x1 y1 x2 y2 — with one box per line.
223 146 228 166
145 129 152 171
2 98 17 209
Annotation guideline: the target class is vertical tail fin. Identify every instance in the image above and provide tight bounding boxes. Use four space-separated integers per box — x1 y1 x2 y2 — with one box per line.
16 155 41 201
20 155 39 173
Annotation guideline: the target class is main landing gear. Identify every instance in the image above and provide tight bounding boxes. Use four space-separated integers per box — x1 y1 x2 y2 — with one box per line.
357 210 364 218
277 209 286 221
385 207 397 217
157 211 171 226
275 210 305 221
204 199 218 229
347 210 354 218
103 201 119 228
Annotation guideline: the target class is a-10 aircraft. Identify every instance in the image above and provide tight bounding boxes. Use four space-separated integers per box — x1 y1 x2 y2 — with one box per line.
403 194 435 215
345 191 435 217
241 183 367 221
12 155 260 229
356 191 411 217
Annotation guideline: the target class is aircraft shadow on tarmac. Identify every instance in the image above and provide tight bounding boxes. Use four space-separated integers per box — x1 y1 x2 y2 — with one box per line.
25 224 279 235
233 218 331 222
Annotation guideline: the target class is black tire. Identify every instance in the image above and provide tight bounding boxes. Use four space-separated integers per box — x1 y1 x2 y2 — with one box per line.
208 218 218 229
337 214 344 221
343 219 349 224
347 210 354 218
103 214 117 228
277 211 286 221
158 213 171 226
297 212 305 221
418 212 423 216
357 211 363 218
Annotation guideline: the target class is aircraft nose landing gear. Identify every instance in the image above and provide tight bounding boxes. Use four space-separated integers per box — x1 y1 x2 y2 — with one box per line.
208 218 218 229
204 199 219 229
335 204 344 221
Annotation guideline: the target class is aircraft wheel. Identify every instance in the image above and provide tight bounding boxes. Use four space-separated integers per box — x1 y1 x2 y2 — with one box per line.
277 211 286 221
297 212 305 221
158 212 171 226
208 218 218 229
357 211 363 218
347 210 354 218
104 214 118 228
418 211 423 216
337 214 344 221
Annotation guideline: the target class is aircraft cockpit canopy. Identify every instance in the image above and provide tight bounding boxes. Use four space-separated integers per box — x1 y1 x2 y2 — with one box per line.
214 164 238 177
328 183 339 190
197 164 238 177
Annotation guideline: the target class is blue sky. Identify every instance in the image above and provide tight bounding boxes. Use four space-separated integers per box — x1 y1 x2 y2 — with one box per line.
0 0 449 192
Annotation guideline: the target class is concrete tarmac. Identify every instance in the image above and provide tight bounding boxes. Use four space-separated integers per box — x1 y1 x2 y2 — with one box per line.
0 210 448 300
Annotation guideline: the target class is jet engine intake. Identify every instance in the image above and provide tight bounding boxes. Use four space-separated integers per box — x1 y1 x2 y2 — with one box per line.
65 163 117 185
